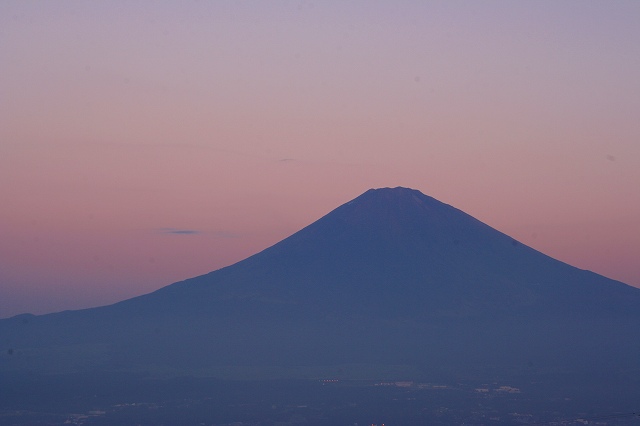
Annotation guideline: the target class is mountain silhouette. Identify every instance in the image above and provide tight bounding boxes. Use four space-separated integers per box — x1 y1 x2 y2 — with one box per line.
2 187 640 378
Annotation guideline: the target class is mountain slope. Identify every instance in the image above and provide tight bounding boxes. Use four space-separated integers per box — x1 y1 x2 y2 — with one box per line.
1 187 639 377
137 187 639 319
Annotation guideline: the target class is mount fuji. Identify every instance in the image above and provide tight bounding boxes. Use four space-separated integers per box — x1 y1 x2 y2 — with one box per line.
2 187 639 379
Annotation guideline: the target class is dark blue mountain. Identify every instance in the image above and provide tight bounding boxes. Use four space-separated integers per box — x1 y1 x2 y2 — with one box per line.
2 187 640 378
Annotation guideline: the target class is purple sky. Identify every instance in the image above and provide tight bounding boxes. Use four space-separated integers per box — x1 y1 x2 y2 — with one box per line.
1 1 639 318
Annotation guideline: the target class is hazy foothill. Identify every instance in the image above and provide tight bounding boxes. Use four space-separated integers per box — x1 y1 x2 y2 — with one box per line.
1 187 639 425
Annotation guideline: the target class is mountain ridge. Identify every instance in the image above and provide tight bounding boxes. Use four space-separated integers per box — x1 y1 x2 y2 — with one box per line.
144 187 637 317
1 187 639 377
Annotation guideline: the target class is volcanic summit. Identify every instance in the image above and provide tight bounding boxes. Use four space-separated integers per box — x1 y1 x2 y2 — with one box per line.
2 187 640 377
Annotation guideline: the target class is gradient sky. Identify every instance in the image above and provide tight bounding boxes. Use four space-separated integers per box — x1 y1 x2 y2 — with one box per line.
1 1 639 318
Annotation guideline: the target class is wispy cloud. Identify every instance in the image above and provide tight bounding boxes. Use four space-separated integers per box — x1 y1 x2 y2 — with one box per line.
156 228 240 238
157 228 201 235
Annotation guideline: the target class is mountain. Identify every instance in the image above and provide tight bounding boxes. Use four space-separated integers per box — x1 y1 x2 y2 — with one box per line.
2 187 640 379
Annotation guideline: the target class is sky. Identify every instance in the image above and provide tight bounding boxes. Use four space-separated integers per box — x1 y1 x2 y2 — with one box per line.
1 1 639 318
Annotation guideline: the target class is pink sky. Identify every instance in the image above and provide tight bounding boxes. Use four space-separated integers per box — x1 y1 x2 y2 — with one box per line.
1 1 639 318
